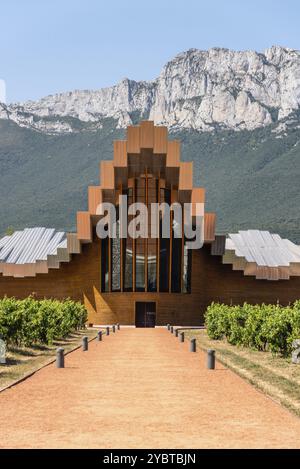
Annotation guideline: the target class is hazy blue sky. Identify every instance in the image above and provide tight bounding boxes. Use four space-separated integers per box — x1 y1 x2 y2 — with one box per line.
1 0 299 103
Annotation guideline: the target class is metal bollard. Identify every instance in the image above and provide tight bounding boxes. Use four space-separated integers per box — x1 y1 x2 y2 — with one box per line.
179 332 184 343
167 324 170 331
207 349 215 369
117 323 120 331
112 325 116 333
170 326 173 334
190 338 196 352
82 336 88 351
106 326 110 336
175 329 179 337
190 339 196 352
56 347 64 368
97 330 102 341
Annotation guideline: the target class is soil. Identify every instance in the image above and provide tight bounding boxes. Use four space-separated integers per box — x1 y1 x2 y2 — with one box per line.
0 328 300 449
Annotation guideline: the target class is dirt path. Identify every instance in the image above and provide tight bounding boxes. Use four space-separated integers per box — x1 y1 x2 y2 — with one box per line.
0 328 300 449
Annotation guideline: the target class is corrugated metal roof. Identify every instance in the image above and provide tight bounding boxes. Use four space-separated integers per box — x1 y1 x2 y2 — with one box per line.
0 228 67 265
226 230 300 267
224 230 300 279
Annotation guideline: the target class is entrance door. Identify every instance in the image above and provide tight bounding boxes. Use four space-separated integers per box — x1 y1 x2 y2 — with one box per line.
135 302 156 328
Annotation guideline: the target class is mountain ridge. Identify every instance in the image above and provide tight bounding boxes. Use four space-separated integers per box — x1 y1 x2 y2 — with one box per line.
1 45 300 134
1 46 300 242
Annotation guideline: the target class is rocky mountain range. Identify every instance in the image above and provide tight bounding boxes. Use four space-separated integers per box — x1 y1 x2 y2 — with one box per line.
1 46 300 134
1 46 300 242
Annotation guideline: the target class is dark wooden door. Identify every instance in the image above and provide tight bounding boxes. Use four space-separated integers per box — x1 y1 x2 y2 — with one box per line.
135 302 156 328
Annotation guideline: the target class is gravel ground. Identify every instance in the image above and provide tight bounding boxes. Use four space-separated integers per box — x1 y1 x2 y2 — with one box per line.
0 328 300 449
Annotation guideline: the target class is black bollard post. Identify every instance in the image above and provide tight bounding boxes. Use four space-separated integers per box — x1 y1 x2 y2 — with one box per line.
170 326 173 334
106 326 110 336
82 336 88 351
175 329 179 337
97 330 102 341
167 324 170 331
56 347 64 368
117 323 120 330
179 332 184 343
112 325 116 333
190 338 196 352
207 349 215 369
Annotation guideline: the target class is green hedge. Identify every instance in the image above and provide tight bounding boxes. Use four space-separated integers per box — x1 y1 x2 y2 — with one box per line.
0 296 87 347
205 301 300 357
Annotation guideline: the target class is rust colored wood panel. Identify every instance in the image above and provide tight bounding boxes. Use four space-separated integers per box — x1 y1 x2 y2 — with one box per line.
166 141 180 168
191 188 205 204
178 162 193 203
100 161 115 190
171 189 178 204
140 121 154 149
56 248 70 263
77 211 92 243
113 140 127 167
204 212 216 243
179 162 193 191
166 141 180 186
191 188 205 218
128 154 141 178
154 126 168 154
2 264 25 277
47 257 60 269
127 126 140 154
211 235 226 256
2 241 300 326
88 186 103 215
35 261 49 275
67 233 82 254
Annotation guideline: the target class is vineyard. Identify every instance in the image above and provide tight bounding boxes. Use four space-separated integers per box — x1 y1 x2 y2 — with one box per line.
205 301 300 356
0 296 87 346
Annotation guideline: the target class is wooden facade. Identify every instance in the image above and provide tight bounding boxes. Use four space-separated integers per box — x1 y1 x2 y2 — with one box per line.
1 237 300 325
0 121 300 326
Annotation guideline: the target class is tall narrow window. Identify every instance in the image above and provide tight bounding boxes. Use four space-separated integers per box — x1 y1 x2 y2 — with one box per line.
147 178 157 292
135 239 145 291
159 187 171 292
182 238 192 293
101 236 109 292
147 239 157 292
135 177 145 292
111 219 121 292
124 188 133 291
171 220 182 293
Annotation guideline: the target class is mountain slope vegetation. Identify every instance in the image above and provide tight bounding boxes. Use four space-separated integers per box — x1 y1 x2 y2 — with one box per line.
1 118 300 241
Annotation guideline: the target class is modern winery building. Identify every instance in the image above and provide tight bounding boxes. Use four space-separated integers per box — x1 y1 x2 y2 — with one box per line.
1 121 300 326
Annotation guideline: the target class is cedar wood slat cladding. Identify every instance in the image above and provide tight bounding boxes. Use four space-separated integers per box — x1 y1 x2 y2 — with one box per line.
1 235 300 325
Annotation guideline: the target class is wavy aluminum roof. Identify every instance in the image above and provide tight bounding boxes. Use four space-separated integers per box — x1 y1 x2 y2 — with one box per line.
0 228 66 265
225 230 300 268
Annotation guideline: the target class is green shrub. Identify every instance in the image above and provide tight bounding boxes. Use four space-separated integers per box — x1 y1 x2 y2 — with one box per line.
204 300 300 357
226 305 248 345
261 306 294 356
0 296 87 347
205 302 231 340
243 303 274 351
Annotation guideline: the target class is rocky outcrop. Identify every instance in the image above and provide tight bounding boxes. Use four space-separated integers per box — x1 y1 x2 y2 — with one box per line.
1 46 300 133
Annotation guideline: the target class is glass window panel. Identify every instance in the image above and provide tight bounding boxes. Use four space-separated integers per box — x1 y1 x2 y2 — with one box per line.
159 217 170 292
182 238 192 293
101 236 109 292
171 231 182 293
148 239 157 292
124 237 133 291
135 238 145 292
111 221 121 291
124 188 133 291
